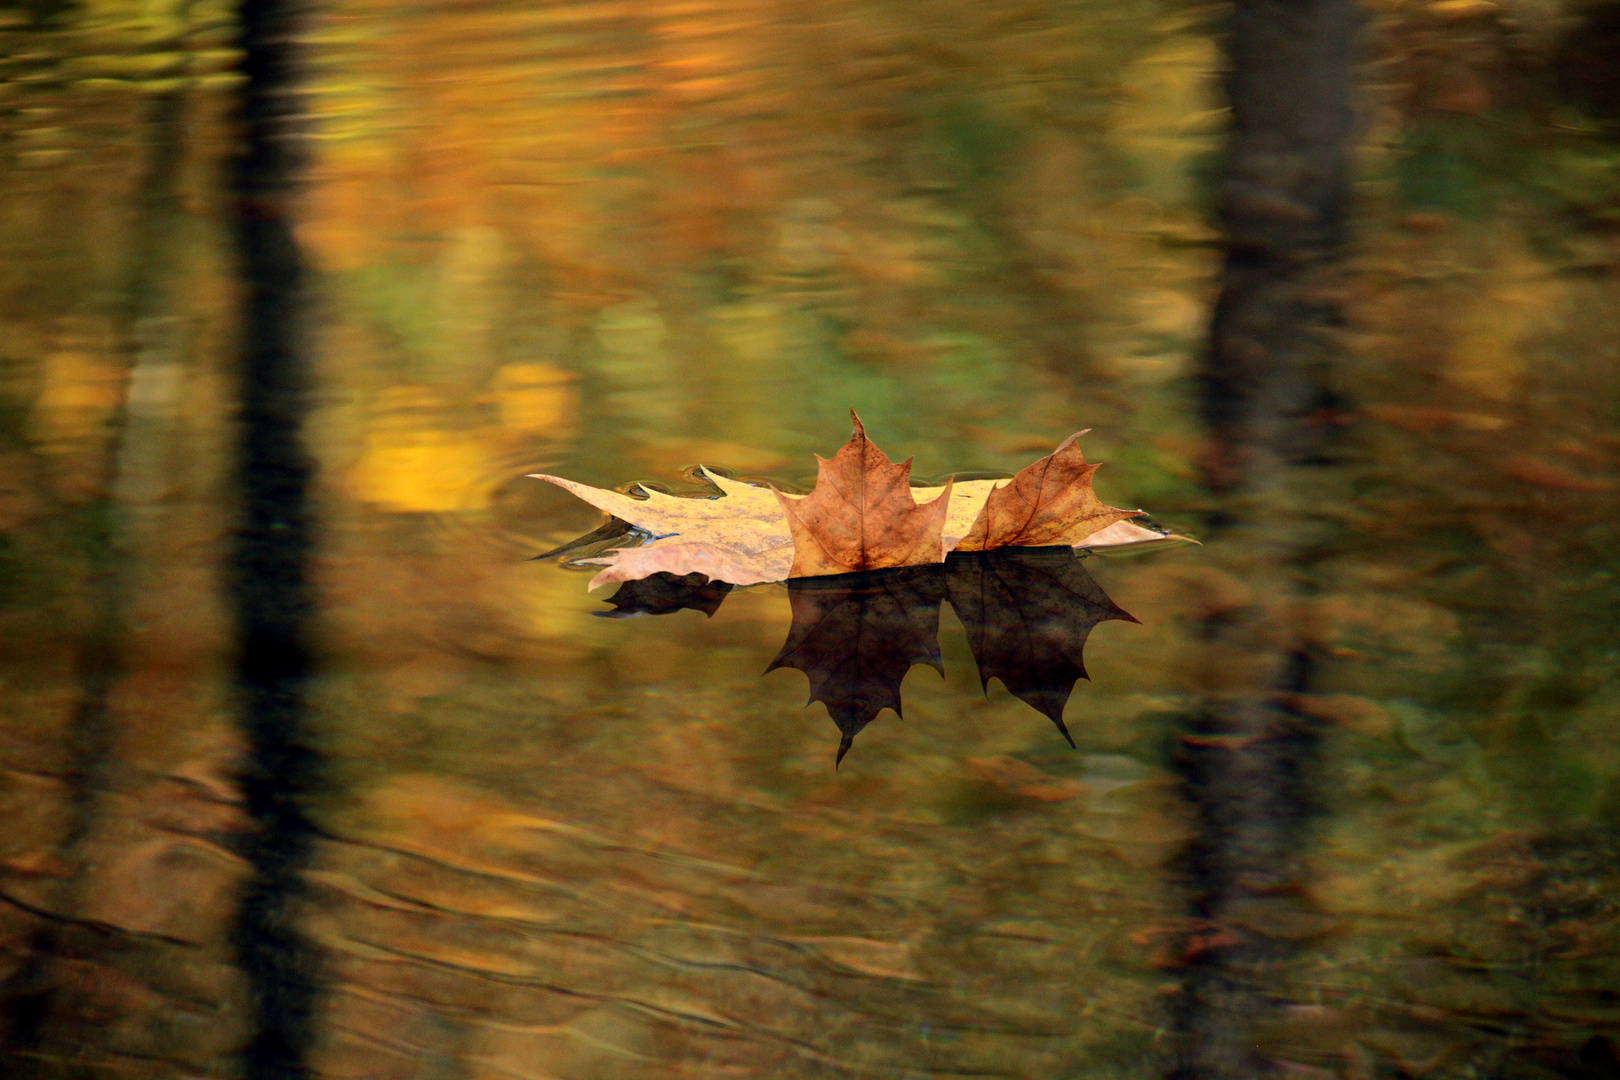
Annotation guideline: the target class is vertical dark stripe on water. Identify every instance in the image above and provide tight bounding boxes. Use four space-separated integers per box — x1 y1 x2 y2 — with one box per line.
1201 0 1358 478
229 0 320 1074
1172 0 1359 1076
0 91 184 1070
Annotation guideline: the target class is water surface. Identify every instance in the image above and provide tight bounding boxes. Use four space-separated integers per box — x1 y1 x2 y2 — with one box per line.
2 1 1620 1077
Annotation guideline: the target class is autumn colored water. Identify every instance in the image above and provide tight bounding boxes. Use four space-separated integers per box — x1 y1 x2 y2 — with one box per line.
4 0 1620 1077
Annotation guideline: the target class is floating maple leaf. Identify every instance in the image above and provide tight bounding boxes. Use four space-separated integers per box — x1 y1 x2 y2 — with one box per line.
593 571 733 618
775 412 954 577
530 414 1191 587
573 477 1003 587
1077 518 1193 553
542 493 1187 587
953 432 1141 551
529 467 796 587
584 539 789 591
765 566 946 765
944 546 1138 747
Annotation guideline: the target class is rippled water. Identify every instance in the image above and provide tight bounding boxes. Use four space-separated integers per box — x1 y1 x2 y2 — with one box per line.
3 0 1620 1077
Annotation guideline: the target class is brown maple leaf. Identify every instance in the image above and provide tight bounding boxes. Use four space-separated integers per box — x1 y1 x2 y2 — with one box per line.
952 432 1140 551
774 412 953 577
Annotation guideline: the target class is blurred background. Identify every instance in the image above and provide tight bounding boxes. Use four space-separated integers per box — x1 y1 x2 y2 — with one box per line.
1 0 1619 1077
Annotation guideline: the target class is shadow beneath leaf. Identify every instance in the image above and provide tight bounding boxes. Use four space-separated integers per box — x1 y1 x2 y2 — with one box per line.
594 571 734 618
768 565 947 765
945 545 1139 748
598 547 1135 763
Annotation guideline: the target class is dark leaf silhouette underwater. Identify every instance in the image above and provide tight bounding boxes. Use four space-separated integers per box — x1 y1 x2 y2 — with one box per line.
595 570 734 618
595 546 1136 764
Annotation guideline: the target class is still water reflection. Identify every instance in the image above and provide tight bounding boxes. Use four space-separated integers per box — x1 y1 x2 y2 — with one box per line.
4 0 1620 1077
582 547 1137 763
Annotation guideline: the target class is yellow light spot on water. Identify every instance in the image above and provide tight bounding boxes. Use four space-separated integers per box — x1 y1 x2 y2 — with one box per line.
489 362 580 434
347 385 502 512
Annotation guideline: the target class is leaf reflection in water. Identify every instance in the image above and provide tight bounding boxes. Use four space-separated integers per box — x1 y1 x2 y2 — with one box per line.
595 547 1136 764
593 570 734 619
944 545 1139 748
768 565 948 766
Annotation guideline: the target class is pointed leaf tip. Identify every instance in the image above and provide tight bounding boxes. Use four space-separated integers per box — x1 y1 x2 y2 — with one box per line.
778 420 952 576
952 432 1137 551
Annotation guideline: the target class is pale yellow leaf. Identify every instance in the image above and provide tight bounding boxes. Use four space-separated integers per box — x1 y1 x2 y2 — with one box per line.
1076 519 1199 552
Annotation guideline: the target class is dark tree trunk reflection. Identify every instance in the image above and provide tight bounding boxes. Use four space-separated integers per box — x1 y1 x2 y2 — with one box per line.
229 0 322 1075
0 90 189 1079
1175 0 1361 1075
